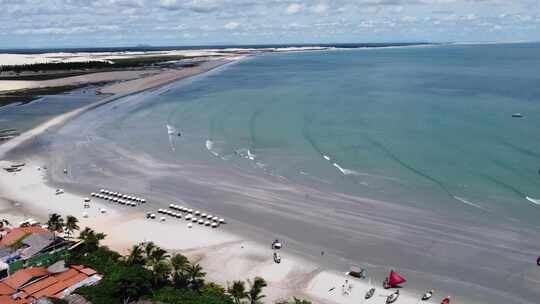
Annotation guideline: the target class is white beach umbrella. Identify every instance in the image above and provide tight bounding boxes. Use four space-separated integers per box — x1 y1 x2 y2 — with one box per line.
130 202 137 207
201 213 207 218
188 209 193 213
211 223 218 228
83 212 89 218
141 199 146 203
204 221 210 226
187 223 193 228
194 211 200 216
169 204 175 209
198 219 204 225
160 217 166 222
100 189 105 193
150 214 156 219
192 217 198 222
91 193 96 197
219 219 225 224
100 208 107 214
212 217 219 222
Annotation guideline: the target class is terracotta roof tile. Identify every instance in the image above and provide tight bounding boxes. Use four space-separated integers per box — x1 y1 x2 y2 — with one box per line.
0 295 16 304
3 268 49 290
79 268 97 276
0 283 15 296
0 227 49 246
53 269 79 281
21 276 58 296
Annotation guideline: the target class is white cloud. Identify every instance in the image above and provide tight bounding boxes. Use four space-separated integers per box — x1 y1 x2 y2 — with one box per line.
285 3 303 15
312 3 328 15
224 21 240 30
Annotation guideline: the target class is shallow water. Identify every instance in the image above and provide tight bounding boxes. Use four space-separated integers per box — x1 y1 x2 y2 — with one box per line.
14 44 540 303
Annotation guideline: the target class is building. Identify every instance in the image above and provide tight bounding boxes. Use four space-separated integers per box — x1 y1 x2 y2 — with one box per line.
0 265 101 303
0 227 70 280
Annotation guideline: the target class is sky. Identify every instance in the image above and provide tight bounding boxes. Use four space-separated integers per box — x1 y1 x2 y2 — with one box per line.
1 0 539 48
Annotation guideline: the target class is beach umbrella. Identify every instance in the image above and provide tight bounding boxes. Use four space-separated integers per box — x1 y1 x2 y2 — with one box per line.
187 223 193 228
201 213 207 218
219 218 225 224
130 202 137 207
211 223 218 228
192 217 198 222
194 211 200 215
188 209 193 213
141 199 146 203
176 213 182 219
169 204 175 209
150 214 156 219
204 221 211 226
160 217 166 222
212 216 218 222
198 219 204 225
91 193 96 197
100 208 107 214
100 189 105 193
207 214 213 219
83 212 88 218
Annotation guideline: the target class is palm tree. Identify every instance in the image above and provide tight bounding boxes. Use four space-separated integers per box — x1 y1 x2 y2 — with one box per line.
170 253 189 287
0 219 10 229
77 227 106 253
47 213 65 250
143 241 156 260
186 263 206 291
64 215 79 238
228 280 248 304
151 260 172 287
125 244 146 266
247 277 267 304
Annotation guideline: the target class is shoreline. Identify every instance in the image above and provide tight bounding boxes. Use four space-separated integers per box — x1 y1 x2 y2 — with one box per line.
0 48 538 304
0 54 445 304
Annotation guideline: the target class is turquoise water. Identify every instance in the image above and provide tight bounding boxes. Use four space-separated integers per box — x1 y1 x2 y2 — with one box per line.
35 43 540 303
115 43 540 226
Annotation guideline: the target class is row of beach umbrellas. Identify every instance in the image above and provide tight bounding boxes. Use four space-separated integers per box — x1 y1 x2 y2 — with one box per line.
94 189 146 203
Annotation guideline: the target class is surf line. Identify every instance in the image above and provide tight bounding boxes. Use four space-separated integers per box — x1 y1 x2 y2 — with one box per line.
364 136 487 210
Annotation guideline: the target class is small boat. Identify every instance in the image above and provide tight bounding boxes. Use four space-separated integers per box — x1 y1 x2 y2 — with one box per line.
386 290 399 304
383 270 406 289
441 296 451 304
347 266 367 279
273 251 281 264
365 288 375 300
512 113 523 118
422 289 434 301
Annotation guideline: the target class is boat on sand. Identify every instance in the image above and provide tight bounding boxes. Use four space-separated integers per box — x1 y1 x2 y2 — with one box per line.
383 270 406 289
386 290 399 304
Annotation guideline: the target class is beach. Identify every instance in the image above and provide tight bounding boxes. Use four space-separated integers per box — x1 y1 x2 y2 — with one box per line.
1 45 540 304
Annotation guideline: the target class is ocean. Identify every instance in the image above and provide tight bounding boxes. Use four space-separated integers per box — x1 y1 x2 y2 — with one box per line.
4 43 540 303
108 43 540 226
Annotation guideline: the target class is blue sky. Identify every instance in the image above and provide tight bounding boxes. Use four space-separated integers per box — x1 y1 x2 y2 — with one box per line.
1 0 539 48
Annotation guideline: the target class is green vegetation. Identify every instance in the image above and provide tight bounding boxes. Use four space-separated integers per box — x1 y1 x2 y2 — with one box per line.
0 55 192 74
65 225 292 304
0 61 113 73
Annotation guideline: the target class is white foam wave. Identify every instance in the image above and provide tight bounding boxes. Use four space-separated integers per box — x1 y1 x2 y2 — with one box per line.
323 155 331 161
332 163 360 176
205 139 214 151
525 196 540 207
247 149 255 160
453 196 485 210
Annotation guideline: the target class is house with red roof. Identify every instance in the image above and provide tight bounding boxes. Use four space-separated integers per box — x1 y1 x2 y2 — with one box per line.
0 265 101 303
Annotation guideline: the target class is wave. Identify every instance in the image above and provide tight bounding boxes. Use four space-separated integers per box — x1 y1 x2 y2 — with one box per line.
323 155 331 161
205 139 219 157
525 197 540 207
332 163 360 176
235 148 256 160
453 196 486 211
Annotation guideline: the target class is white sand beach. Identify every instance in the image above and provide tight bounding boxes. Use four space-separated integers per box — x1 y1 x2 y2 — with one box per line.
0 53 451 303
0 157 440 304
